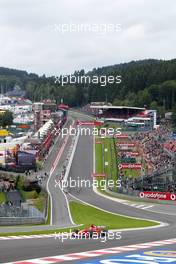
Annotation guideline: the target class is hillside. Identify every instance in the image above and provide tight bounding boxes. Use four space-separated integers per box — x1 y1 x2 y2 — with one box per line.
0 59 176 113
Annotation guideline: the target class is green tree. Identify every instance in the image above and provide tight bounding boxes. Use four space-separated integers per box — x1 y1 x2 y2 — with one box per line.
0 110 13 127
172 107 176 128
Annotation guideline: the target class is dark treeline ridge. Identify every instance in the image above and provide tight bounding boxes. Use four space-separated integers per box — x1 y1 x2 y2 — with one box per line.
0 59 176 116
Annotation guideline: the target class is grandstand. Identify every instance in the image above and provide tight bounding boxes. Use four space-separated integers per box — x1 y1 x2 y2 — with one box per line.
164 141 176 155
89 105 157 129
82 103 175 192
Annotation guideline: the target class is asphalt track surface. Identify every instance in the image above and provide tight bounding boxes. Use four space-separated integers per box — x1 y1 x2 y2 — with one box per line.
0 111 175 263
47 128 74 227
0 118 75 233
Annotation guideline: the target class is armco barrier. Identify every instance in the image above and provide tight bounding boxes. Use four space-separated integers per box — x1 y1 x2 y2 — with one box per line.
106 188 176 205
0 217 44 225
63 131 79 182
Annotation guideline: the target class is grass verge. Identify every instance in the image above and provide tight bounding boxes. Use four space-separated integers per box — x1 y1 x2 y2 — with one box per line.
69 201 158 229
20 190 39 200
0 200 158 237
95 141 103 173
0 192 6 203
33 192 47 212
46 195 51 225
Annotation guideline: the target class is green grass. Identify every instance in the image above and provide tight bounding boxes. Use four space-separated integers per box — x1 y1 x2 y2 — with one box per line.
33 192 46 212
46 196 51 225
0 192 6 203
96 135 142 180
95 140 103 173
20 190 39 200
70 201 158 229
95 136 118 191
20 190 47 213
104 138 111 178
104 137 118 182
111 138 118 181
0 198 158 237
123 169 141 178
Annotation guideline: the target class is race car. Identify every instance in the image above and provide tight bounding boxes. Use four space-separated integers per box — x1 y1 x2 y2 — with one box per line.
72 224 108 238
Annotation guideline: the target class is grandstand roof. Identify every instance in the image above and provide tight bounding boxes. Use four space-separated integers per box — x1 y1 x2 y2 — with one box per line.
34 119 54 139
90 105 145 110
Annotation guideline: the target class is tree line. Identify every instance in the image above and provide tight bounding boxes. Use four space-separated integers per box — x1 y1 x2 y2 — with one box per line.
0 59 176 116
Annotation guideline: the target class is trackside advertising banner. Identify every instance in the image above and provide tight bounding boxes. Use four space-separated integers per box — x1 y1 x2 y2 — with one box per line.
114 134 129 139
125 152 139 157
118 163 142 170
77 120 103 126
116 142 135 147
91 173 106 177
139 191 176 201
116 142 135 150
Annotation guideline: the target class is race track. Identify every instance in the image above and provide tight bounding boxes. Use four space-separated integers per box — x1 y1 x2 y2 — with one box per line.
0 111 175 264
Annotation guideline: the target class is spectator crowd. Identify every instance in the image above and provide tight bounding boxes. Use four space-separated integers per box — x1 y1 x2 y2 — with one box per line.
133 125 175 174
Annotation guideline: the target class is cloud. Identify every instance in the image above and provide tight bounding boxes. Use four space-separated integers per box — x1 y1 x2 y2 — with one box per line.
0 0 175 75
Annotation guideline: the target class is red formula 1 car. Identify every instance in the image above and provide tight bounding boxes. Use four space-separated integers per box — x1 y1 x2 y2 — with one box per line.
72 224 108 238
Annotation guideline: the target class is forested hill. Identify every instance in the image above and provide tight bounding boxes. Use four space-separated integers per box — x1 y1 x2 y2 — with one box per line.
0 67 39 93
88 59 176 113
0 59 176 113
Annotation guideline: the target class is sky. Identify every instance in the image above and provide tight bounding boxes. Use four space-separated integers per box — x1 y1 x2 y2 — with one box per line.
0 0 175 76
